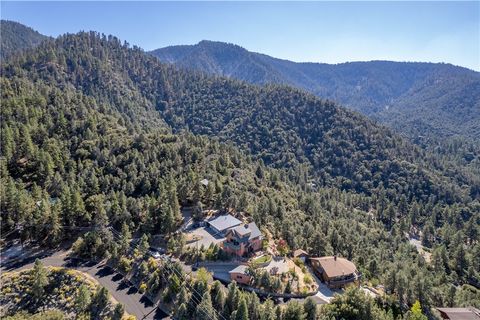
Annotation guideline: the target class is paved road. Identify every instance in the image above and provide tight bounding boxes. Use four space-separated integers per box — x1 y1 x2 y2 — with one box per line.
0 249 169 320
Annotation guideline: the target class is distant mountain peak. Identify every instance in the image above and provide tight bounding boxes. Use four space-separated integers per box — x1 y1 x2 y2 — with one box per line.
150 40 480 140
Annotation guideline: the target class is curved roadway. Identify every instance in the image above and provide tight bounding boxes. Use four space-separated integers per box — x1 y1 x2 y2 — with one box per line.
0 249 169 320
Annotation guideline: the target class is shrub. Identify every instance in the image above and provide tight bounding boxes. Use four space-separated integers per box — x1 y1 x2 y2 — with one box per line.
118 257 133 274
304 274 312 285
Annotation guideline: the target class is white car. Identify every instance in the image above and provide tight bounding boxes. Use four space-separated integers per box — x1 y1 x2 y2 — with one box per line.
148 250 162 259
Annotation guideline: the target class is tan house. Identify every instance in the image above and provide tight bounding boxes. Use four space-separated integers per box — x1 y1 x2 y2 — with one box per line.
310 256 360 288
222 222 263 257
229 265 251 285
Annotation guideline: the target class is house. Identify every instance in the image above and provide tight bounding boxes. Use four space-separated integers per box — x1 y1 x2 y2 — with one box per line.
310 256 360 288
436 307 480 320
229 265 251 285
207 214 242 236
292 249 309 263
222 222 263 257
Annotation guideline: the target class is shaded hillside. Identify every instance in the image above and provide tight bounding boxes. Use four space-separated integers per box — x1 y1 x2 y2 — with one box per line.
4 32 478 206
151 41 480 140
0 20 49 61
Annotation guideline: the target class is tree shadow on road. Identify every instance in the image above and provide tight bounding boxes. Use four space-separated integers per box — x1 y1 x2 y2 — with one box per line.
140 295 154 307
127 286 138 295
116 280 129 291
95 266 114 278
112 273 123 282
152 307 169 319
1 251 51 271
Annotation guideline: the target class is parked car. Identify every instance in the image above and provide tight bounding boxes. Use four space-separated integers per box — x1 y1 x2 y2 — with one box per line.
148 249 162 259
149 246 166 253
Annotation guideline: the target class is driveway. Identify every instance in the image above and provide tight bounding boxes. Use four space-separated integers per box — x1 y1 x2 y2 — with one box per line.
0 249 169 320
306 265 341 304
198 262 242 283
185 227 225 249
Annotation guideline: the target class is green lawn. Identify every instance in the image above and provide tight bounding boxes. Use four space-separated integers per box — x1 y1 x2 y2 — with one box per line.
253 255 272 265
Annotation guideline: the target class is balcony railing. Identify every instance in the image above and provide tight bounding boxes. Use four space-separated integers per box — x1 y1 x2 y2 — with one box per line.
328 273 362 286
224 242 241 250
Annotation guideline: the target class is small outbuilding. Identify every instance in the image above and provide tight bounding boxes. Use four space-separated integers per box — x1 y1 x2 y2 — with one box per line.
229 265 251 285
292 249 309 263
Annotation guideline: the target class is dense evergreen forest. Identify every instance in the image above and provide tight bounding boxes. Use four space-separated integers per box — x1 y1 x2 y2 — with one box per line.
152 40 480 140
1 27 479 319
0 20 49 61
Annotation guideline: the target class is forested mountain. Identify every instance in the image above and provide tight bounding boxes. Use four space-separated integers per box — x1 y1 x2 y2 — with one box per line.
3 31 479 212
1 28 479 316
0 20 49 61
151 41 480 140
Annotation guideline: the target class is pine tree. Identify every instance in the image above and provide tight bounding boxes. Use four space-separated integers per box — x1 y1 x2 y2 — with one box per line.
138 233 149 257
75 284 92 314
303 297 317 320
284 301 305 320
120 221 131 254
31 259 49 301
226 281 240 316
112 303 125 320
176 303 188 320
1 123 14 161
196 291 217 320
235 297 249 320
47 204 62 246
260 299 276 320
91 286 109 315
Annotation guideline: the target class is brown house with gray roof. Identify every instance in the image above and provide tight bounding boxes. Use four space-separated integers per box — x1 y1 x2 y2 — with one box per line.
223 222 263 257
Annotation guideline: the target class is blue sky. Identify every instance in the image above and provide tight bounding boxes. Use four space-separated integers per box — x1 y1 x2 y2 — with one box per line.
2 1 479 71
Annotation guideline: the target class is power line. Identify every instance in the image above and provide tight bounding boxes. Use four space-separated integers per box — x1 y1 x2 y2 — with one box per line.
160 262 219 320
160 259 227 320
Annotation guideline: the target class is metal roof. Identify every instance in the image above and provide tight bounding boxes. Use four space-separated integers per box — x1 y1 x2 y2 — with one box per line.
208 214 242 232
229 265 249 275
229 222 262 240
247 222 262 240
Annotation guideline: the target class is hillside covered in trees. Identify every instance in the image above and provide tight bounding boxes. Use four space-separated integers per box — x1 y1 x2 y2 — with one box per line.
151 40 480 140
1 26 479 318
0 20 49 61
